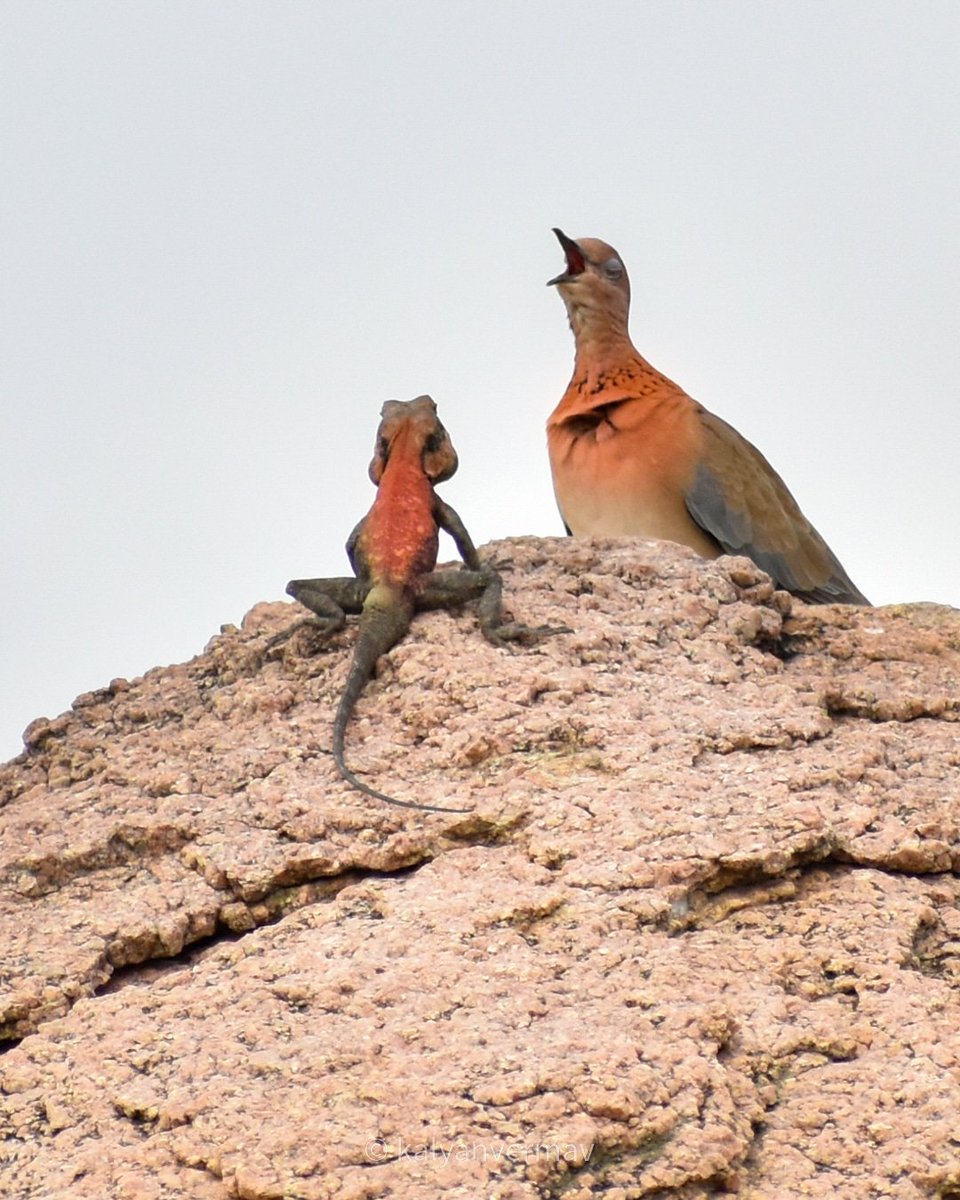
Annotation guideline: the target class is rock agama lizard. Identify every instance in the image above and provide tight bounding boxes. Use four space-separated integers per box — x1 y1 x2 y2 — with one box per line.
277 395 567 813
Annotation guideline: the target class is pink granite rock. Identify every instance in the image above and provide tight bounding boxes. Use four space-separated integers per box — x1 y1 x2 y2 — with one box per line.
1 537 959 1198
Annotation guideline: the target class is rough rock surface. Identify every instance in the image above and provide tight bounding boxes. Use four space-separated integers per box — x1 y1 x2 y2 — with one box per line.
2 536 959 1200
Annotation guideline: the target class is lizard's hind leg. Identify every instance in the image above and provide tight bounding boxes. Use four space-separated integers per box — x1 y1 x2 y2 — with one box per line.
266 577 368 653
417 568 569 647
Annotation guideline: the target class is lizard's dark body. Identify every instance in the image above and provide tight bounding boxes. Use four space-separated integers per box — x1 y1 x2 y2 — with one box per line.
280 396 565 813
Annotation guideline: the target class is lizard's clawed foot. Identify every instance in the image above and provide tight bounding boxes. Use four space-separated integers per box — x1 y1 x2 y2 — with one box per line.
481 556 515 574
484 621 571 648
264 617 341 657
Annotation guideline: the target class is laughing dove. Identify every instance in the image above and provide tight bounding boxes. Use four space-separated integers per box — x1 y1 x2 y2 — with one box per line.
547 228 869 604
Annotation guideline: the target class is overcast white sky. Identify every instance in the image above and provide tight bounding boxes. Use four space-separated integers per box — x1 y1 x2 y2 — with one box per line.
2 1 958 761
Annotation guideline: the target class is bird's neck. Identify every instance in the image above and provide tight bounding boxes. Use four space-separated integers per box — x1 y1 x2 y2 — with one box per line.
570 320 642 385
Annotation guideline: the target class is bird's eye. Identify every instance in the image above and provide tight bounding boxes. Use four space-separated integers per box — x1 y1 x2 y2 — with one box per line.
602 257 624 280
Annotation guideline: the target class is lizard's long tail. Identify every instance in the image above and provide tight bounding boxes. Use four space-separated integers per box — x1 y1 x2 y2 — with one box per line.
332 588 471 814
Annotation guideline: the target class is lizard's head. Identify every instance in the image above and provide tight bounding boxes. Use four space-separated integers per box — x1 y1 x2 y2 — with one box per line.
548 228 631 340
369 395 459 485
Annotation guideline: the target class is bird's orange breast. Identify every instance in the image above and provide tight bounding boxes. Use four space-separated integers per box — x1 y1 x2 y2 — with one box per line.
547 383 720 557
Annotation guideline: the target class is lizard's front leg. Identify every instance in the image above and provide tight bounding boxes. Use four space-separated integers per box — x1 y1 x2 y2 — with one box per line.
433 497 483 570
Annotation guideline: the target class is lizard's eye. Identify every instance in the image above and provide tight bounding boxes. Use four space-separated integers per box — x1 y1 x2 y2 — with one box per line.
602 257 624 280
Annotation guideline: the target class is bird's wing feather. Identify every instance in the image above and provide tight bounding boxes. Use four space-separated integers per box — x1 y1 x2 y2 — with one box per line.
685 409 869 604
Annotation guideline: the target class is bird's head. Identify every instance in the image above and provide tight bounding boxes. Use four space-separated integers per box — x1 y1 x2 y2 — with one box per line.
548 228 631 340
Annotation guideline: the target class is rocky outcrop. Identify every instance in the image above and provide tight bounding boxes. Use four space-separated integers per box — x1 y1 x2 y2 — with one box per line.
2 537 958 1199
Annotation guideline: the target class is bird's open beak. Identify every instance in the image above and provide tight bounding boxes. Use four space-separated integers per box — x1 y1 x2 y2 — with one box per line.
548 228 586 286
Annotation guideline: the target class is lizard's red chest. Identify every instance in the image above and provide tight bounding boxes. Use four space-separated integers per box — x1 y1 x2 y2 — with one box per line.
359 458 439 588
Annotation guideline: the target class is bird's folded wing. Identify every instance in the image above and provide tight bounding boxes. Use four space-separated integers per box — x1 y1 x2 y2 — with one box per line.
684 409 868 604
